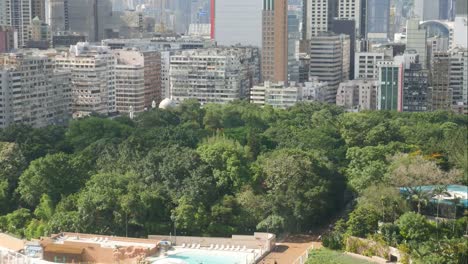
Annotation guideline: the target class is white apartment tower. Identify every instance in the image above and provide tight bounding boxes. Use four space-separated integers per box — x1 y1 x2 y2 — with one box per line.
0 52 72 128
169 48 260 104
55 43 116 118
304 0 336 39
450 48 468 114
4 0 32 47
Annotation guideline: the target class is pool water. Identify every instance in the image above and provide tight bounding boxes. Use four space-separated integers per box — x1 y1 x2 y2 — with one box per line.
157 250 253 264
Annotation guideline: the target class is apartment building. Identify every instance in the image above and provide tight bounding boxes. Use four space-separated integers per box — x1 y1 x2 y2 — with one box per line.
55 43 116 118
354 52 385 80
338 0 362 37
113 49 161 114
377 60 403 111
430 51 452 111
169 47 260 104
3 0 32 47
336 79 379 111
450 48 468 114
250 78 329 108
0 52 72 128
309 33 350 103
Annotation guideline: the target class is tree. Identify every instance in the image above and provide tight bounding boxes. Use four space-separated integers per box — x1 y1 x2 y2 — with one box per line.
346 206 380 237
0 142 26 212
358 185 409 222
397 212 431 242
256 215 285 234
18 153 88 207
255 148 338 231
197 136 251 192
171 195 208 235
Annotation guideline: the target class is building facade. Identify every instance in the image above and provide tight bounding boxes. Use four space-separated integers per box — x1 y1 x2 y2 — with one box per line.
309 33 350 103
450 48 468 114
4 0 32 47
338 0 362 37
0 52 72 128
355 52 385 80
169 48 260 104
55 43 116 118
262 0 288 83
304 0 337 39
430 51 452 111
364 0 390 40
336 79 379 111
113 49 162 114
377 60 403 111
406 18 428 69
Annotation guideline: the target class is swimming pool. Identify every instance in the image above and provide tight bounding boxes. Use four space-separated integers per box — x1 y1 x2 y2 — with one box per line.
153 249 256 264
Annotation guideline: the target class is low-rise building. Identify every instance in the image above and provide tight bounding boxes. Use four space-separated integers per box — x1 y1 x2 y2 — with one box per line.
336 79 379 111
250 77 329 108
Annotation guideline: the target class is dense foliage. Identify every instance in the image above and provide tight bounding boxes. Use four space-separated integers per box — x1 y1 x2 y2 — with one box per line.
0 101 466 257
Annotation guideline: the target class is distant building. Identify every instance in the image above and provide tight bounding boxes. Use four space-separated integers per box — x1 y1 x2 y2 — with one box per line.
169 47 260 104
309 33 350 103
430 51 452 111
303 0 337 38
0 26 17 53
332 19 356 80
403 61 430 112
450 48 468 114
414 0 455 21
338 0 363 37
0 52 72 128
377 60 403 111
47 0 113 42
406 18 428 69
52 33 86 48
250 78 329 108
55 43 116 118
262 0 288 83
364 0 391 41
3 0 32 47
26 17 50 49
355 52 386 80
213 0 263 47
113 49 162 114
336 79 379 111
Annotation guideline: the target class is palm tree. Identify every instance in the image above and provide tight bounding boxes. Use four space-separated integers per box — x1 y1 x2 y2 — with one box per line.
410 188 430 214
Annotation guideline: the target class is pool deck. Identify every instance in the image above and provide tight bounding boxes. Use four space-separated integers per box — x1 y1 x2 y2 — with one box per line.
259 235 322 264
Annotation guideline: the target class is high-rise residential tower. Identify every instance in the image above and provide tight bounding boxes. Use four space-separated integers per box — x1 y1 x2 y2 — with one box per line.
304 0 338 39
262 0 288 83
31 0 45 20
338 0 362 37
3 0 32 48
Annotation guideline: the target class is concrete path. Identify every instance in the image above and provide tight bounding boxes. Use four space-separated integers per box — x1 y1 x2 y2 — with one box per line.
259 235 322 264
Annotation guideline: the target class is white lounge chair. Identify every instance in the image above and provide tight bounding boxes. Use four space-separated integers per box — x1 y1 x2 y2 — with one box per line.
234 245 240 251
241 246 247 251
225 245 231 251
181 243 186 248
214 244 219 250
196 244 201 249
191 244 196 249
208 244 214 250
219 245 225 250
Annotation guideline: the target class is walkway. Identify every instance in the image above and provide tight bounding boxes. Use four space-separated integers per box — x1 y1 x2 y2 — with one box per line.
259 235 322 264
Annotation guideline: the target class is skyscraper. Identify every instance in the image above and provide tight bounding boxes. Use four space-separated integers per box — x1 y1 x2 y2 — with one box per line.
377 60 403 111
430 51 452 111
309 33 350 103
4 0 32 48
338 0 362 37
364 0 390 40
262 0 288 83
304 0 337 39
406 18 428 69
31 0 45 20
213 0 262 47
47 0 113 42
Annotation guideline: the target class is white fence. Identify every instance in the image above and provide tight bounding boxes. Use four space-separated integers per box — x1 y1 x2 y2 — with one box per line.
0 249 52 264
292 244 315 264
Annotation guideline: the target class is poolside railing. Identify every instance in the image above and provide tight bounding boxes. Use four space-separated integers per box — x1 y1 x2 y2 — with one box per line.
0 248 53 264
